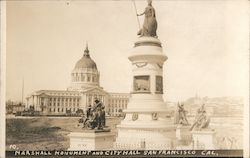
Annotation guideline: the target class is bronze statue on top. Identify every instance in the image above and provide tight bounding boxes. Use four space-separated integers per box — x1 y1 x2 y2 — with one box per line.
137 0 157 37
79 99 106 130
190 104 210 131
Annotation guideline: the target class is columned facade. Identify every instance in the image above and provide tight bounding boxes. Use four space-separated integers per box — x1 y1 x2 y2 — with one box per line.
25 44 129 116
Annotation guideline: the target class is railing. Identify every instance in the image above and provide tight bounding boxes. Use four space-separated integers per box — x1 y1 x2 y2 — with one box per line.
113 141 171 150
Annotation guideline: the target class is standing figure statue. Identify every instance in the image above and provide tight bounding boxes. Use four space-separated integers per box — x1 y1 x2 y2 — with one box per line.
190 104 210 131
174 103 189 125
95 100 103 130
82 105 92 127
137 0 157 37
101 106 106 128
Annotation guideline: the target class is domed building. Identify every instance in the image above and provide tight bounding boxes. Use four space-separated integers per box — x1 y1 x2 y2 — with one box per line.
68 45 100 91
25 44 129 116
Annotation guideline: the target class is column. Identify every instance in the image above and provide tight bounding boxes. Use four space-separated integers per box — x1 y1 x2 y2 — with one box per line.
150 74 156 94
51 97 54 113
91 94 94 106
86 95 88 106
32 96 34 108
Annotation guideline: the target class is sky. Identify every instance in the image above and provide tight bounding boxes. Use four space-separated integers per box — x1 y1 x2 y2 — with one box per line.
5 0 249 102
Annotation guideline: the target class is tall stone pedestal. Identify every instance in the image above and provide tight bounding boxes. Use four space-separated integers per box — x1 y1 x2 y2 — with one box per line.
176 125 192 146
68 130 115 150
115 37 175 150
191 130 216 149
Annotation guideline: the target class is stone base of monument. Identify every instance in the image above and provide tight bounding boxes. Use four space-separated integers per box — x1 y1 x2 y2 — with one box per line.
115 117 176 150
115 128 175 150
68 129 115 150
191 130 216 149
176 125 192 146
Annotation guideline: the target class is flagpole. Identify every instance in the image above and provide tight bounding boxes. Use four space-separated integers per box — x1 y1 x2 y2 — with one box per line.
22 77 24 104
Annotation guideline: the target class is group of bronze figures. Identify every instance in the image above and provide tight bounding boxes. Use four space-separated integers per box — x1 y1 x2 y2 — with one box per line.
175 103 210 131
78 99 106 130
78 99 209 131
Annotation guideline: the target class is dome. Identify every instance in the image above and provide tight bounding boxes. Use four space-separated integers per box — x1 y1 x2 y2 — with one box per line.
74 57 97 69
74 45 97 70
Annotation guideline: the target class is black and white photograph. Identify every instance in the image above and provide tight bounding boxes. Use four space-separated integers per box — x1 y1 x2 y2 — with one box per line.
0 0 249 157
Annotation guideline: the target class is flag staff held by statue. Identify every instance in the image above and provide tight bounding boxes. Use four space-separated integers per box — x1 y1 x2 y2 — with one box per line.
132 0 141 29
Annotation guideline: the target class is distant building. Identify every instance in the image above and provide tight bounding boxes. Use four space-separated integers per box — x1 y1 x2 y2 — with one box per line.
26 44 129 116
107 93 130 116
6 102 25 114
183 95 243 117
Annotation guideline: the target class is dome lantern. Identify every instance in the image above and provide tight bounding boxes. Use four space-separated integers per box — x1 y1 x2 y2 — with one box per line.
83 43 90 58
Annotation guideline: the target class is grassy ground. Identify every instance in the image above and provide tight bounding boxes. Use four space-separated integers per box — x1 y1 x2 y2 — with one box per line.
6 117 121 150
6 116 243 150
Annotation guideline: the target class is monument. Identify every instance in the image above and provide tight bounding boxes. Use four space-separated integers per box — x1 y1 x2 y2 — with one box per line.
174 103 192 146
115 0 176 150
190 104 216 149
68 99 115 150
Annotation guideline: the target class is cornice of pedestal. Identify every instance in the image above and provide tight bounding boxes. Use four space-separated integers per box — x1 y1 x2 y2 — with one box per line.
134 37 162 47
129 37 167 63
123 109 168 113
117 123 176 130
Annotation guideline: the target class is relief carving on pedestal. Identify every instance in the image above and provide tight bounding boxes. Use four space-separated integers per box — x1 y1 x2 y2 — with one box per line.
152 113 158 120
135 62 148 68
132 113 138 121
157 63 163 69
134 76 150 92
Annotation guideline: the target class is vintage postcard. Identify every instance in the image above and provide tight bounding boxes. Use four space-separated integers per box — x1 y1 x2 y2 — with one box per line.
1 0 249 157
